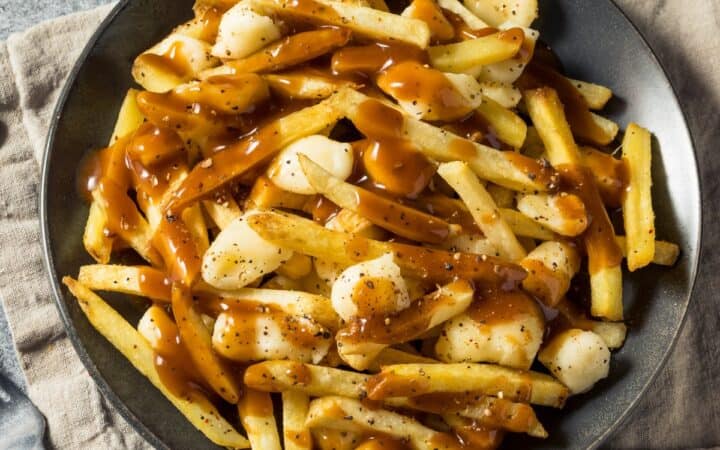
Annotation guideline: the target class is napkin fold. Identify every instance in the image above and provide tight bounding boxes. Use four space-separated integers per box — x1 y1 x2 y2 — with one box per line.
0 1 718 449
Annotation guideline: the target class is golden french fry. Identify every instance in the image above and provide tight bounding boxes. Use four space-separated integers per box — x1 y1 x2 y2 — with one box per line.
386 393 547 438
62 278 250 448
264 71 360 100
438 161 526 261
475 95 528 149
524 87 623 321
366 363 569 408
516 193 589 237
306 396 456 449
251 0 431 48
336 280 474 370
590 112 619 144
498 208 555 240
312 429 360 450
202 195 243 230
246 211 527 286
579 146 626 208
367 348 440 372
441 414 506 448
339 89 557 193
83 201 114 264
196 284 339 330
282 391 313 450
78 264 171 302
621 123 655 271
615 236 678 266
165 91 346 212
238 389 282 450
202 28 352 77
245 361 370 399
437 0 487 29
182 203 210 256
555 298 627 349
428 28 525 72
299 155 456 244
568 77 613 110
110 89 145 143
462 0 537 27
172 284 241 403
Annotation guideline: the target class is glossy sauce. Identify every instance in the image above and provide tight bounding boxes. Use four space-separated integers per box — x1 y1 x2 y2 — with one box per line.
520 259 564 307
135 41 193 78
467 289 540 326
332 42 428 75
137 266 172 301
360 139 437 198
580 146 628 207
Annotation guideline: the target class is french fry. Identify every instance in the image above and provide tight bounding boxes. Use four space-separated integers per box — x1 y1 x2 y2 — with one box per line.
277 253 314 279
202 28 352 77
568 77 613 110
462 0 538 27
367 347 440 372
202 195 243 230
78 264 171 302
621 123 655 271
524 87 623 321
437 0 487 29
299 155 456 244
486 184 514 208
516 193 589 237
438 161 526 261
182 203 210 256
83 202 114 264
615 236 679 266
196 285 339 330
247 211 527 286
386 393 547 438
264 71 361 100
282 391 313 450
498 208 555 240
336 280 474 370
366 363 569 408
479 81 522 108
165 91 346 212
579 146 626 208
475 96 528 149
251 0 431 48
245 361 370 398
62 278 250 448
247 175 310 211
340 89 557 193
306 396 453 449
171 284 241 403
428 28 525 73
313 429 360 450
238 389 282 450
110 89 145 144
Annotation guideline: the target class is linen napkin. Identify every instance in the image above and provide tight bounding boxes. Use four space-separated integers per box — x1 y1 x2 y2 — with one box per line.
0 1 718 449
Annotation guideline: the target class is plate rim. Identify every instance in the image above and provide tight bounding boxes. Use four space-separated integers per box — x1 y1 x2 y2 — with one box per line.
38 1 704 448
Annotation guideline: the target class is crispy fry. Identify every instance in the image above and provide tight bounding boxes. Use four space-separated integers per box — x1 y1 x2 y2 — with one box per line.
202 28 352 77
282 391 313 450
475 95 528 149
251 0 431 48
367 347 440 372
165 92 346 212
524 87 623 321
498 208 555 240
299 155 456 244
438 161 526 261
264 71 360 100
196 285 339 330
245 361 370 398
568 77 613 110
62 278 250 448
621 123 655 271
516 193 589 237
428 28 524 73
202 195 243 230
83 201 114 264
247 210 527 286
336 280 474 370
555 298 627 349
78 264 171 302
366 363 569 408
340 89 557 193
615 236 678 266
238 389 282 450
172 284 241 403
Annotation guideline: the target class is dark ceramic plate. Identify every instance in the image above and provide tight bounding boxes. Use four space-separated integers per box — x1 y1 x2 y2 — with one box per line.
40 0 701 448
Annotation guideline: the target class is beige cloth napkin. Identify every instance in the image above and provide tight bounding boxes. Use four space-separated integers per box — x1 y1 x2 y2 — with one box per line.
0 1 718 449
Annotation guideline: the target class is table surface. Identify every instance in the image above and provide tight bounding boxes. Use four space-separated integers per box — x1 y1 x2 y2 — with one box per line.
0 0 114 391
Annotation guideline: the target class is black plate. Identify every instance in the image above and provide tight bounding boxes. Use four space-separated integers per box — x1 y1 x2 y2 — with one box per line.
40 0 702 448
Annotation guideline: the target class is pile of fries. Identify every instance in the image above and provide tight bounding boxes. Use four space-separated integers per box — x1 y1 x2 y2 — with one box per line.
65 0 680 447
